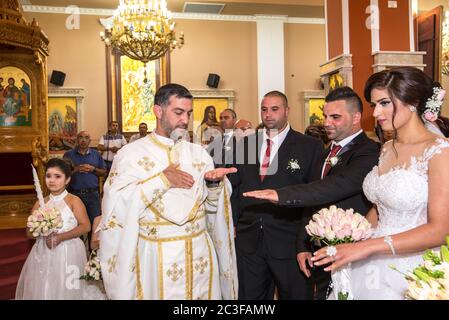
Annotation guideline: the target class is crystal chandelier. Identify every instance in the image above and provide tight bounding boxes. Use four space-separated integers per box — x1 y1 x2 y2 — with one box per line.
100 0 184 77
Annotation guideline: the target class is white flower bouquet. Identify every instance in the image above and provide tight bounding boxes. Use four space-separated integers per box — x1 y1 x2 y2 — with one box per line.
26 206 63 237
80 249 103 281
396 236 449 300
306 205 373 299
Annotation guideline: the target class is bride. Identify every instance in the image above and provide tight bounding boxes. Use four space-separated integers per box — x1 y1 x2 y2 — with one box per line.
312 67 449 299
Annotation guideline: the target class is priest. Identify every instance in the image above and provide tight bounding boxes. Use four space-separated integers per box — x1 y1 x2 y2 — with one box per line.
99 83 238 300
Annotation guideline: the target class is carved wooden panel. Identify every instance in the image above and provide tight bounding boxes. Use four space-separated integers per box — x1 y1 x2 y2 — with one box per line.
0 193 35 229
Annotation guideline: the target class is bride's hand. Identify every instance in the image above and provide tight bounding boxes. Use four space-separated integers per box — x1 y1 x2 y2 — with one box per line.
311 241 373 272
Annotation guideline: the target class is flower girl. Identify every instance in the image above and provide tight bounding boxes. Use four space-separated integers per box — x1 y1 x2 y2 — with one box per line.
15 158 91 299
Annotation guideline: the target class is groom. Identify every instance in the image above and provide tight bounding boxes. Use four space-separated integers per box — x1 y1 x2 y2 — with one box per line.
244 86 379 299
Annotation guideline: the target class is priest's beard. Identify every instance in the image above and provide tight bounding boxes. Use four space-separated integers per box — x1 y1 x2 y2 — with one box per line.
160 116 189 142
170 127 190 142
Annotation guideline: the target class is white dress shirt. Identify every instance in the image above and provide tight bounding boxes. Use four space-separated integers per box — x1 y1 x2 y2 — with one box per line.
222 131 234 146
259 124 291 167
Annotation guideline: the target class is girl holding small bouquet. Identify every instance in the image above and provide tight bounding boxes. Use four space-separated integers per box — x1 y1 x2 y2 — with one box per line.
16 158 91 299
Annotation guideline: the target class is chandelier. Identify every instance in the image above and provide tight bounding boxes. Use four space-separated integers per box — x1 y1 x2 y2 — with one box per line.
100 0 184 77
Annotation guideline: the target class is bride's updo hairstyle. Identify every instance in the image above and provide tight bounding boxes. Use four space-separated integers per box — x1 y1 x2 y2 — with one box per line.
45 158 73 178
364 67 443 141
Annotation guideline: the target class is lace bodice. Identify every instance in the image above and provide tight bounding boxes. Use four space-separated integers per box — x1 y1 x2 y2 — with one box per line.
363 138 449 235
46 190 78 233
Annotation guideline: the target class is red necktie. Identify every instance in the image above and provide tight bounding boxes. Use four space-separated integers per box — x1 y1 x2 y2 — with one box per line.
322 144 342 178
260 139 272 182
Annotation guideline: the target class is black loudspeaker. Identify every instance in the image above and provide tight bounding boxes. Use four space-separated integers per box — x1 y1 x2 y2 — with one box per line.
207 73 220 88
50 70 66 86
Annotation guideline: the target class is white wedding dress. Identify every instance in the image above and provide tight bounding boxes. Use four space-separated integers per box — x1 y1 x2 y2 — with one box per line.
15 190 107 300
349 137 449 299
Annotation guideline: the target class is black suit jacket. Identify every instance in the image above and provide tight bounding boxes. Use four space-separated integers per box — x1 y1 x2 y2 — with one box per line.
276 132 380 253
230 128 324 259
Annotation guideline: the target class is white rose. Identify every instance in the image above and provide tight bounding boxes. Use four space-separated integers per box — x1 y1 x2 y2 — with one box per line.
324 228 335 241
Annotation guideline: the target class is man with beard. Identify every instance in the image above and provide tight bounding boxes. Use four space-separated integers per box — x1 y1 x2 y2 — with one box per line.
99 83 238 300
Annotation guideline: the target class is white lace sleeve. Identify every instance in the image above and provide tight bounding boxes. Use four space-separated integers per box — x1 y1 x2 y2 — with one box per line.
422 138 449 163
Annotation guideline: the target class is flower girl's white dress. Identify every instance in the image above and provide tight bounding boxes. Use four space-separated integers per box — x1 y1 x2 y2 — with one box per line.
15 190 88 299
348 138 449 299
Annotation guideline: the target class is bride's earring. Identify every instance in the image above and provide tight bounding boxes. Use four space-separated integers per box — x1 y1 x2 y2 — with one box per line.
409 106 417 112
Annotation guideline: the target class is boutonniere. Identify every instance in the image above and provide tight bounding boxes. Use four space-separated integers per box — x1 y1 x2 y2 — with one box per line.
224 145 231 151
287 159 301 172
327 155 340 167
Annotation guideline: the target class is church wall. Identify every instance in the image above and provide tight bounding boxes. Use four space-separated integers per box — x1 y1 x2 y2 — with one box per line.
284 23 326 132
170 19 259 128
23 12 326 142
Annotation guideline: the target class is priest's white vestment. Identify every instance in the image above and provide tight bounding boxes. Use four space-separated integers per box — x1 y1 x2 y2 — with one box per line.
99 133 238 300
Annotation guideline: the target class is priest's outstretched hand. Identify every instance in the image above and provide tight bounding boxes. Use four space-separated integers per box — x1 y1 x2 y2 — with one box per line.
204 167 237 182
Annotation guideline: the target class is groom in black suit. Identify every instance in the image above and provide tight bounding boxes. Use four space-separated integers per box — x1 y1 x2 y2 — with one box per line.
230 91 323 300
244 87 379 299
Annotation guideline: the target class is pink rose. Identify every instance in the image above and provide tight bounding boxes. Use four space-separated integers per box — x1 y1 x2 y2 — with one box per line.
335 229 347 240
316 225 325 237
424 111 438 122
331 214 340 227
342 225 352 237
352 229 364 241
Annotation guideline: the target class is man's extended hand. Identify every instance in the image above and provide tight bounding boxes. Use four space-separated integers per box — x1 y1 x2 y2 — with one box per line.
243 189 279 203
297 252 313 278
204 167 237 182
163 164 194 189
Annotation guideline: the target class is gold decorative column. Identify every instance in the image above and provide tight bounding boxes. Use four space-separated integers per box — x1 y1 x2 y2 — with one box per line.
0 0 49 229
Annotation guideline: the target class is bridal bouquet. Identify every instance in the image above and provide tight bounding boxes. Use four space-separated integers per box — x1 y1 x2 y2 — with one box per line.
80 249 103 281
26 206 63 237
399 237 449 300
306 205 373 299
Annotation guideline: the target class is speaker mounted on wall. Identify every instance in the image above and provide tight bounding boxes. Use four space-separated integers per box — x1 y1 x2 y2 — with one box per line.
206 73 220 88
50 70 66 86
